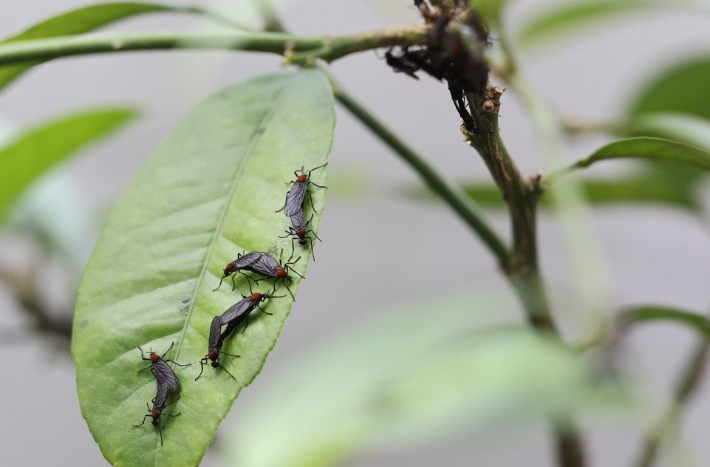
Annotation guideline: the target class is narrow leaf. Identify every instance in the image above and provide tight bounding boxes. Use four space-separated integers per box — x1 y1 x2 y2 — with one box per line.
619 306 710 339
0 108 137 218
626 112 710 186
563 137 710 174
403 173 698 210
0 2 180 90
72 70 335 467
517 0 663 46
627 56 710 121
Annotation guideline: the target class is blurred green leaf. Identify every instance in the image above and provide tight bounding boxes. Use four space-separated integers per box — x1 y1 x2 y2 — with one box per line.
619 306 710 339
0 2 185 91
564 137 710 174
626 112 710 185
517 0 663 46
223 293 635 467
403 173 698 210
627 56 710 121
0 108 137 219
72 70 334 467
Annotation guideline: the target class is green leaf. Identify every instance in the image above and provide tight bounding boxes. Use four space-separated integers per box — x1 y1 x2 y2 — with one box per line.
627 56 710 120
619 306 710 339
222 293 635 467
72 70 335 467
403 173 699 210
517 0 664 46
0 2 180 91
626 112 710 185
0 108 137 219
565 137 710 174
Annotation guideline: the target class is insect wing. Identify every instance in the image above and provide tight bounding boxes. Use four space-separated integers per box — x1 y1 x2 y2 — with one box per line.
152 382 170 413
153 359 180 393
208 316 223 350
290 210 306 230
230 252 262 270
219 297 254 326
283 182 307 217
251 253 281 276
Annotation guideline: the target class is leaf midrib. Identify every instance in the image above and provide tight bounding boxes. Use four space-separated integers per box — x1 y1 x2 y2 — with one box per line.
172 77 293 365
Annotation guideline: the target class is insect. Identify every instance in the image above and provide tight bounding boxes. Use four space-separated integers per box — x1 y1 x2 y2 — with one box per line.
385 48 421 79
280 210 322 260
216 251 303 299
220 291 283 330
247 251 303 300
134 344 186 445
133 382 181 445
137 343 190 392
277 163 328 217
214 251 265 292
196 316 239 381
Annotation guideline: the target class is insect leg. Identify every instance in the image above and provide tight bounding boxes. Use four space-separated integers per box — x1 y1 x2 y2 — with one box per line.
161 342 174 359
132 414 151 428
195 359 208 381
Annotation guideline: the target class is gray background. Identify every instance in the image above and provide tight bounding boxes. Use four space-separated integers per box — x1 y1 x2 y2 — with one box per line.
1 0 710 466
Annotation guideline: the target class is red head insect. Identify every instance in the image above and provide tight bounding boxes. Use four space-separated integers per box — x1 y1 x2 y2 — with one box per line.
276 163 328 218
280 211 322 261
137 343 189 393
196 316 239 381
134 345 187 445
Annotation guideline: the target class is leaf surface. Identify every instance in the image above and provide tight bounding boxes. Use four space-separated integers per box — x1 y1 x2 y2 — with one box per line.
72 70 334 467
565 137 710 173
619 306 710 339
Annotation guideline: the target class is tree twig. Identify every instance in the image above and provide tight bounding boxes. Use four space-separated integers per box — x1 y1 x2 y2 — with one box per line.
0 27 429 67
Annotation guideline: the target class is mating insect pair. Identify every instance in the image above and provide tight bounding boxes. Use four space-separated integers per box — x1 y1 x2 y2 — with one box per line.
277 163 327 260
214 250 303 300
197 290 284 381
133 343 189 445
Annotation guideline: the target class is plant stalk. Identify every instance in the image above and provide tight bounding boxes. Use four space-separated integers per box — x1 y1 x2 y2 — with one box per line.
0 27 429 67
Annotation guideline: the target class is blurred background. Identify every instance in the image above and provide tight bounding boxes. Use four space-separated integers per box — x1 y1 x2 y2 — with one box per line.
1 0 710 466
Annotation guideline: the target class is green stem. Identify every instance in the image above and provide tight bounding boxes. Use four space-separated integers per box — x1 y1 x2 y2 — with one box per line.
0 27 429 67
334 84 511 267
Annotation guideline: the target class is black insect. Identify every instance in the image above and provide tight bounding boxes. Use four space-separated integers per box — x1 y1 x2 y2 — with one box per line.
385 48 421 80
248 251 303 300
134 344 186 445
277 163 328 217
214 251 264 291
280 210 322 260
220 291 282 329
133 382 181 445
196 316 239 381
137 343 190 392
216 251 303 299
384 8 490 131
